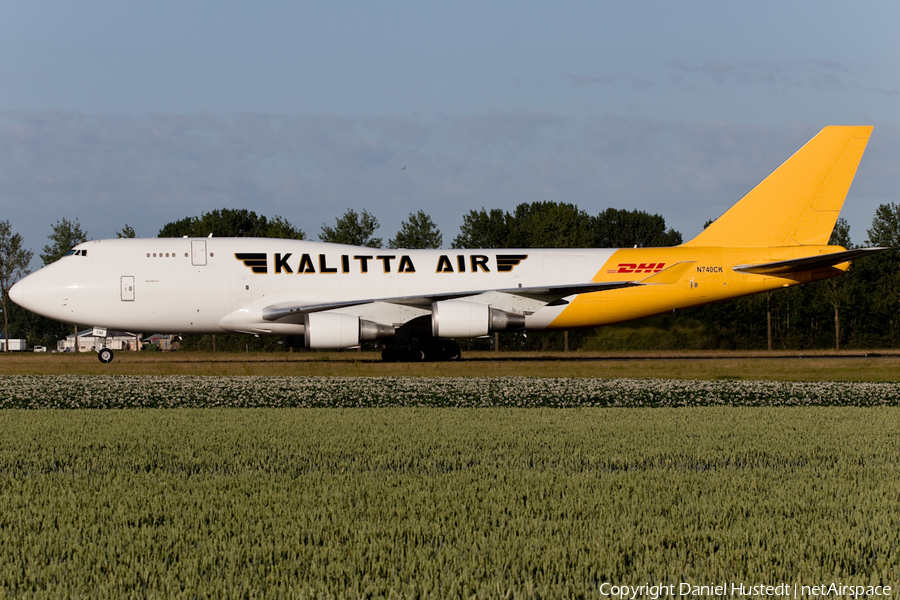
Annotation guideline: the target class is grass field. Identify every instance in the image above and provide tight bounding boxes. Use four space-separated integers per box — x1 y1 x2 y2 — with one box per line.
1 408 898 598
3 349 900 380
2 353 899 597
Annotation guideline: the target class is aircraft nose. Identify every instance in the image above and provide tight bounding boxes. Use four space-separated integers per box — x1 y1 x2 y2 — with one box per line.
9 279 26 307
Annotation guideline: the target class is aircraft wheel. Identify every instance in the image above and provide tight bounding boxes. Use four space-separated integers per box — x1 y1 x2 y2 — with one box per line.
443 340 461 361
424 340 461 361
98 348 114 364
380 345 429 362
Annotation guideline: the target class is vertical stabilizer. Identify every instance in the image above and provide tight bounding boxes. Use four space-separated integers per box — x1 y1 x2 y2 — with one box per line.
682 126 872 247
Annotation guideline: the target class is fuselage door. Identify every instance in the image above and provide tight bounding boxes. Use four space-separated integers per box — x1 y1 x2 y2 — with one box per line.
191 240 207 266
121 276 135 301
235 275 252 309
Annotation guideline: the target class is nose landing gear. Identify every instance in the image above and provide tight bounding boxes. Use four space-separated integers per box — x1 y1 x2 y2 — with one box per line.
98 348 114 363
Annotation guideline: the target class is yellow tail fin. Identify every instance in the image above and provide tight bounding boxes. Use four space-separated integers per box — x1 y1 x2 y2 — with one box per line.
682 126 872 248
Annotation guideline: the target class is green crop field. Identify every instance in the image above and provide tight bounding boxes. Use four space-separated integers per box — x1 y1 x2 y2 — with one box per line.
1 376 899 598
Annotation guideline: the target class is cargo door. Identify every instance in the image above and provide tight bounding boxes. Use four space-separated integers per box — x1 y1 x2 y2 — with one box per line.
191 240 207 266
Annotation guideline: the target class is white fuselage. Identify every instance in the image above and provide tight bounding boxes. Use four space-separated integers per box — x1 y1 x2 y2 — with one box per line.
11 238 616 335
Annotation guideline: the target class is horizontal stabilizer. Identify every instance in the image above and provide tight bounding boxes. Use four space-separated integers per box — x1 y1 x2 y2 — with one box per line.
732 248 886 276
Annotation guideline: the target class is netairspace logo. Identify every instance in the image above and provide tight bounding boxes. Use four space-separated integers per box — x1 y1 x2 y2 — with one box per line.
599 582 892 598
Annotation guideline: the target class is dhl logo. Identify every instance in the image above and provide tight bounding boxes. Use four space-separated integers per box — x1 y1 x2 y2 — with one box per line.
607 262 666 274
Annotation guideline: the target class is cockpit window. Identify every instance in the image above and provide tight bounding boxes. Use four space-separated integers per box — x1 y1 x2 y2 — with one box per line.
65 249 76 257
65 249 88 257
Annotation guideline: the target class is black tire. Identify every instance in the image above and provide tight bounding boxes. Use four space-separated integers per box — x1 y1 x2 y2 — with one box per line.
381 344 431 362
98 348 114 364
443 340 461 361
424 339 461 361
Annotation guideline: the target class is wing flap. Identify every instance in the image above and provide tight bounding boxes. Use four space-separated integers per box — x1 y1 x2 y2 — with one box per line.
261 262 697 323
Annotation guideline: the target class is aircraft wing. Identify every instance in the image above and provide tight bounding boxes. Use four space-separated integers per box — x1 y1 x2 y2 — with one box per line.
732 248 886 276
261 261 696 323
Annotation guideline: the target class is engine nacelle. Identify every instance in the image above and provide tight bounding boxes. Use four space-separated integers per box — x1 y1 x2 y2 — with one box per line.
431 301 525 338
304 313 395 349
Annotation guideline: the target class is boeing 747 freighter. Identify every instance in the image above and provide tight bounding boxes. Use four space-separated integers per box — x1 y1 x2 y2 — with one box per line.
10 126 880 362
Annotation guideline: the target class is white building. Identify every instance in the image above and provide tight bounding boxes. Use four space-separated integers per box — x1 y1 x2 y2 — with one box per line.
58 330 141 352
0 334 26 351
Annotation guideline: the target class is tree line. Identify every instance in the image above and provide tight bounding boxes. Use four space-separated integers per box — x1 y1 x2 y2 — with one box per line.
2 201 899 352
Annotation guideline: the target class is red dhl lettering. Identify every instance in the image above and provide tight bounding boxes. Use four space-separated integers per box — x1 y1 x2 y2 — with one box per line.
606 262 666 274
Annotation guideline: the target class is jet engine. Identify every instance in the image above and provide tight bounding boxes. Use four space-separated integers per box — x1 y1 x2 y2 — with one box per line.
431 301 525 338
304 312 395 349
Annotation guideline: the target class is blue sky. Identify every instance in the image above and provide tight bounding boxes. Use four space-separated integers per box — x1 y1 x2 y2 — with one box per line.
2 1 898 264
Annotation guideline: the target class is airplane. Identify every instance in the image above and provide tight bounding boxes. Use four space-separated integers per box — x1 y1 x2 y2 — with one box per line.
9 126 882 363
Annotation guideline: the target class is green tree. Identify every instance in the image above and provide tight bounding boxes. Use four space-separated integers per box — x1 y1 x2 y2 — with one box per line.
41 218 88 265
159 209 305 239
853 203 900 345
389 211 443 249
866 202 900 248
320 209 382 248
830 217 852 249
453 202 599 249
266 216 307 240
0 221 34 352
820 218 854 350
594 208 682 248
506 201 595 249
117 224 137 238
452 208 511 249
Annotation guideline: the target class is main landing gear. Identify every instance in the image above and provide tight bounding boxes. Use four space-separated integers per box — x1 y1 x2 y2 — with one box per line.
97 348 114 363
381 339 461 362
